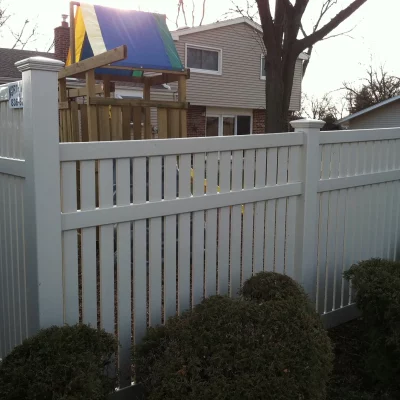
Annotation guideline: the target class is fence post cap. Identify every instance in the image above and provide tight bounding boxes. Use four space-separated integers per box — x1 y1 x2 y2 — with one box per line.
15 56 64 73
290 119 325 130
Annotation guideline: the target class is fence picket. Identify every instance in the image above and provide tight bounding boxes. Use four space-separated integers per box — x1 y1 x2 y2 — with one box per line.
334 144 349 311
387 144 397 259
148 156 162 327
205 152 218 296
98 160 114 334
0 175 10 355
362 142 374 261
80 160 97 326
275 147 288 274
346 143 359 305
253 149 267 274
15 177 26 342
325 144 340 313
385 182 395 260
265 148 277 271
5 178 15 349
132 157 147 348
317 145 331 314
163 155 177 320
178 154 191 312
192 153 205 304
0 176 4 358
116 158 132 386
382 142 392 259
61 162 79 324
286 146 300 279
242 149 255 282
230 150 243 295
217 151 231 295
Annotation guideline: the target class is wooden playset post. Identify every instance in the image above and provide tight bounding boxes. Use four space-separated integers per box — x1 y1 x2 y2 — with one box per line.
86 69 98 141
143 81 152 139
178 74 188 138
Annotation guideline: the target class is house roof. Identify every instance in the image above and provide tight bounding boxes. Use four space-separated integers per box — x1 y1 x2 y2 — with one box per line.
171 17 263 39
337 95 400 124
0 48 55 82
171 17 309 60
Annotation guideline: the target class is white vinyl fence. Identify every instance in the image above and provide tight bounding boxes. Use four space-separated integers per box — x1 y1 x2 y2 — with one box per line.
2 57 400 388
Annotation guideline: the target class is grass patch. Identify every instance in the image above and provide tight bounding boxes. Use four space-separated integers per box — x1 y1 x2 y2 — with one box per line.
327 319 398 400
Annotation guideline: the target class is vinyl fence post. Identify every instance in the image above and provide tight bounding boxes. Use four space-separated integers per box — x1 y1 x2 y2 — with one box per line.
290 119 325 307
16 57 65 335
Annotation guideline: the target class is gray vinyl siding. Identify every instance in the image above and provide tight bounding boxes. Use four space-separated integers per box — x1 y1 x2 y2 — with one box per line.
346 101 400 129
174 23 302 111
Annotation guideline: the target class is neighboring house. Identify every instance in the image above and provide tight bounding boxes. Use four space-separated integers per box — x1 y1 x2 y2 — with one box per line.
169 18 308 136
338 95 400 129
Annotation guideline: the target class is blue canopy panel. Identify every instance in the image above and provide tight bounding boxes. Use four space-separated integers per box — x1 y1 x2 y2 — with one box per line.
67 3 184 74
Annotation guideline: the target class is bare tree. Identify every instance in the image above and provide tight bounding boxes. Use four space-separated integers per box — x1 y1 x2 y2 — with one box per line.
300 0 357 78
176 0 207 28
303 93 340 120
232 0 367 132
0 1 37 49
343 64 400 114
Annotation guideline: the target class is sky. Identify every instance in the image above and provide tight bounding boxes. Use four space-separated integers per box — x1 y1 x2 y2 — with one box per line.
0 0 397 104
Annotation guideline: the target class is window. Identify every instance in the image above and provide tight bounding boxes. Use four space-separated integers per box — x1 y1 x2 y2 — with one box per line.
206 117 219 137
260 55 266 80
186 45 221 74
206 115 252 136
237 116 252 135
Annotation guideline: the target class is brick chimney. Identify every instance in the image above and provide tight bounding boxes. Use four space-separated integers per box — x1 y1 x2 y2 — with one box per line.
54 14 70 63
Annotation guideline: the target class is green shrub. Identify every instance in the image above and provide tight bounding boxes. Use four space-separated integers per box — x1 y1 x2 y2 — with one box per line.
240 271 309 306
0 324 118 400
344 258 400 389
134 296 333 400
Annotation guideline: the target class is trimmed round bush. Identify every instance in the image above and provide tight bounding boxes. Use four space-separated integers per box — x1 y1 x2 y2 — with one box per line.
240 271 309 306
134 296 333 400
344 258 400 389
0 324 118 400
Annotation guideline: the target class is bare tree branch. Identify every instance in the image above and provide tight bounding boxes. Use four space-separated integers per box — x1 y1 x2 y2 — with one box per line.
322 25 357 41
9 19 37 50
180 0 188 26
296 0 367 51
192 0 195 27
46 39 55 53
199 0 206 26
1 1 38 49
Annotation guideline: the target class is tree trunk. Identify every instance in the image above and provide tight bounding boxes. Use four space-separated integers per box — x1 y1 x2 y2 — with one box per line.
265 55 298 133
265 56 285 133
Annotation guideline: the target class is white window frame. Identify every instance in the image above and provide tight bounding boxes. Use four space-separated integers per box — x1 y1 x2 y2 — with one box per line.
260 54 266 80
185 43 222 75
206 114 253 136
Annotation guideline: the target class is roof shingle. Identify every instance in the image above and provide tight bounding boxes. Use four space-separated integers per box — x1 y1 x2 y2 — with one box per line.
0 48 55 82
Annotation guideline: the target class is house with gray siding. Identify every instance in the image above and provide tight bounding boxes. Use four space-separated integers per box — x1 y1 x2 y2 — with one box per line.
168 17 308 137
337 95 400 129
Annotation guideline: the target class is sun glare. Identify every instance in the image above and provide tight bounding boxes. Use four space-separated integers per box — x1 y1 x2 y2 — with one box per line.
86 0 138 10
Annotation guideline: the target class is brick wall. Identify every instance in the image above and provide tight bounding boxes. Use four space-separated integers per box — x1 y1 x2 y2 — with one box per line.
253 109 265 134
187 105 206 138
54 17 70 63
